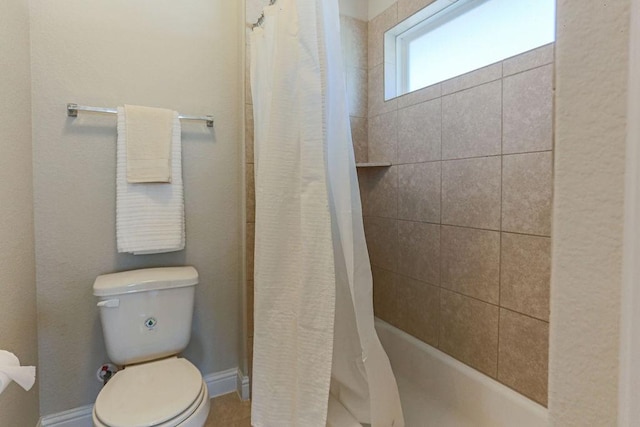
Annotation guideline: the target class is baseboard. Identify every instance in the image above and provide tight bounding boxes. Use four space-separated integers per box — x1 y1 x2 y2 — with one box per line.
237 369 250 400
203 367 240 398
39 367 249 427
37 404 93 427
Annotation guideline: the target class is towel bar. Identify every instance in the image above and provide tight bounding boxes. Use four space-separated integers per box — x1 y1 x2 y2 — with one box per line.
67 103 214 128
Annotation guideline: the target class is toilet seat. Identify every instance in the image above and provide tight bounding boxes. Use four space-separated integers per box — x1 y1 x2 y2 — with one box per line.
93 357 209 427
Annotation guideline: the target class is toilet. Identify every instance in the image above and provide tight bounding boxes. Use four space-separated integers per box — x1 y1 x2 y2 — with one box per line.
92 266 210 427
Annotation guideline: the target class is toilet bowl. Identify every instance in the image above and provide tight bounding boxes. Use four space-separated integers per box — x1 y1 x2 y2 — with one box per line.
92 267 209 427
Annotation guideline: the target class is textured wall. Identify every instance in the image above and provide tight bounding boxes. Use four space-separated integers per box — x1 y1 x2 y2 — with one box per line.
549 0 630 424
29 0 242 416
364 0 553 406
0 0 39 424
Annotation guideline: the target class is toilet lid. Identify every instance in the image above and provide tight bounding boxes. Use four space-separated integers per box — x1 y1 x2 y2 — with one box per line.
94 357 203 427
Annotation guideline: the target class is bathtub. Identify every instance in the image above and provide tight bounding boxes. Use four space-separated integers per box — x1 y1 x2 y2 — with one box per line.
375 319 548 427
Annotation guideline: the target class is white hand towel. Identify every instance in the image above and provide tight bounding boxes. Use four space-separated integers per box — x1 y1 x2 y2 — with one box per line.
0 350 36 394
124 104 174 183
117 107 185 254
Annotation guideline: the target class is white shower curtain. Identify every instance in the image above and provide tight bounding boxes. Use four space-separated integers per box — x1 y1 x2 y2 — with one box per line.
250 1 404 426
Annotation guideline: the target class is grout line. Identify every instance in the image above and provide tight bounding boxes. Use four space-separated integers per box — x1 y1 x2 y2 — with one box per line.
370 264 549 324
441 75 503 98
497 67 505 377
362 149 553 166
501 149 553 158
502 61 555 79
365 214 551 239
438 93 444 353
500 306 550 324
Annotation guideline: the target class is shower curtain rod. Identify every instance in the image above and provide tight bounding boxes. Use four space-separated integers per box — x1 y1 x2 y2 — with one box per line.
250 0 278 29
66 103 214 127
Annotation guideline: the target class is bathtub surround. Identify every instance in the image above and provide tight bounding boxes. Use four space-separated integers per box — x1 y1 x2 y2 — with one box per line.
340 15 369 163
363 1 554 405
30 0 242 417
244 0 632 424
0 0 39 424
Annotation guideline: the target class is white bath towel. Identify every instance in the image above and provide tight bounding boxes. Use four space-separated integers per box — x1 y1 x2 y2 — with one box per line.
124 104 174 183
116 107 185 255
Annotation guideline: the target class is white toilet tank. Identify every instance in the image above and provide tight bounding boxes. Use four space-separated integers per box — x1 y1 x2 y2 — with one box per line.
93 266 198 366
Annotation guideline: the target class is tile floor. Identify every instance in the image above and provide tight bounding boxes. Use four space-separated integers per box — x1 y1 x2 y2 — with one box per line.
205 392 251 426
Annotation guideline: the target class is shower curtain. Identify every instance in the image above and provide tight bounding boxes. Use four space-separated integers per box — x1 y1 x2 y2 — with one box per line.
250 1 404 426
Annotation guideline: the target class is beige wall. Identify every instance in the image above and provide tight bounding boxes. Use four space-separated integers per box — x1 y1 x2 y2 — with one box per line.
29 0 242 416
364 1 553 406
0 0 39 424
549 0 630 424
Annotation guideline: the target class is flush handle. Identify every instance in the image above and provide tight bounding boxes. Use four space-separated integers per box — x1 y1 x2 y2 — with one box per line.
97 299 120 308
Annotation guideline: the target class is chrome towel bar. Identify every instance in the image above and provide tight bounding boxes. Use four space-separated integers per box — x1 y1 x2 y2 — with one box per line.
67 103 214 128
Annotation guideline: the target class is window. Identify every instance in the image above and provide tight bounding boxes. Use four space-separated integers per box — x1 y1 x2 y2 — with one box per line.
384 0 556 99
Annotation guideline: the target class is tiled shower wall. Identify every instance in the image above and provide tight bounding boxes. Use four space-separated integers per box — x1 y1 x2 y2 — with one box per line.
245 0 552 407
340 15 369 163
362 2 553 406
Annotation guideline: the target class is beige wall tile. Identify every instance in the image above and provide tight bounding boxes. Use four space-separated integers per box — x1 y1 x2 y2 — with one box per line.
442 80 502 159
368 110 398 163
356 167 369 209
246 222 255 280
245 42 252 105
247 280 254 338
503 64 553 154
368 3 397 69
442 156 501 230
245 103 254 164
398 0 437 21
503 43 554 77
340 15 368 70
441 62 502 96
441 225 500 304
398 220 440 285
247 337 253 377
397 275 440 346
350 116 368 163
364 216 399 272
502 151 552 236
372 266 398 325
398 98 441 163
246 163 255 223
346 66 368 118
359 166 398 218
397 82 441 109
369 63 398 117
498 309 549 406
439 289 499 377
398 162 440 223
501 233 551 321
